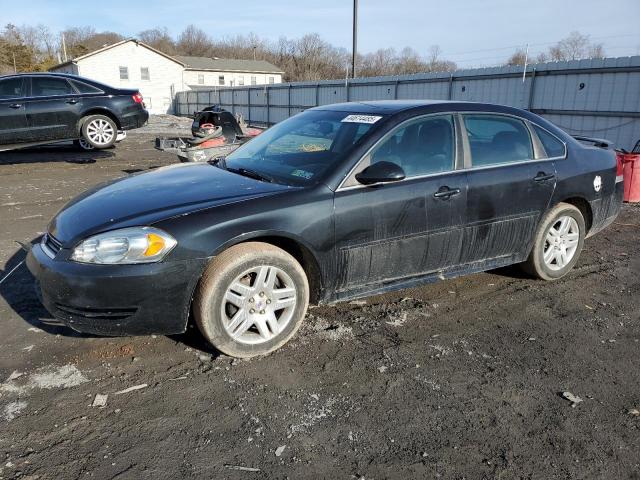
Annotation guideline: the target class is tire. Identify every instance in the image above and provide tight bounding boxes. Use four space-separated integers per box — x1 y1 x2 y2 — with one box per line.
193 242 309 358
80 114 117 149
74 138 94 151
523 202 586 281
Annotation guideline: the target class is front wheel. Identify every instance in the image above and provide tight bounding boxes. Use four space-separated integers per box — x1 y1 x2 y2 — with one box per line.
81 115 117 149
74 138 95 151
194 242 309 358
523 202 585 280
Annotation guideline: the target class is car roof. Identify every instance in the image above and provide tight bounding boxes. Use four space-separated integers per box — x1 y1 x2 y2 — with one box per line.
311 99 528 116
1 72 76 78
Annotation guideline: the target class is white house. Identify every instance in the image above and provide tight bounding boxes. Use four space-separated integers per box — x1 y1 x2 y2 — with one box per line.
49 39 284 114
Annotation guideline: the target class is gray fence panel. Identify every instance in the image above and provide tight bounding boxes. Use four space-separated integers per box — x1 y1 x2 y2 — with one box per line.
397 80 449 100
174 55 640 149
318 85 347 104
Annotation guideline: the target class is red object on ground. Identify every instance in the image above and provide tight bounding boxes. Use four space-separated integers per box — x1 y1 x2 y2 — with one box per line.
198 137 226 149
620 153 640 202
244 127 263 137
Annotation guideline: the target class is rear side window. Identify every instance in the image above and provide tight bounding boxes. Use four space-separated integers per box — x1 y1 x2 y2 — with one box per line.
370 114 455 178
70 80 103 94
533 124 566 158
463 114 533 166
0 77 24 99
31 77 75 97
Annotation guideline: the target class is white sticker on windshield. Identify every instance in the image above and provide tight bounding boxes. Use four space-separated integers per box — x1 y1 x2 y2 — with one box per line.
341 114 382 124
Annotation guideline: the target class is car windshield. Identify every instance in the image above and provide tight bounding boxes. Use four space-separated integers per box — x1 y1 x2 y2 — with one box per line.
224 110 383 186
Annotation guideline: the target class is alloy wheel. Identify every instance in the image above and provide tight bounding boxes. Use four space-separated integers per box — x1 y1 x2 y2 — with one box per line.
86 118 115 146
221 265 298 345
543 215 580 271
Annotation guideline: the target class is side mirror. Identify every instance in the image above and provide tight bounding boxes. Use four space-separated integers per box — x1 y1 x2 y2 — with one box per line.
355 161 406 185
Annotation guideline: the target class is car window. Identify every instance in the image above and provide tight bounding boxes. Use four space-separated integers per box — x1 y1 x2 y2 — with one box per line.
463 114 533 166
31 77 75 97
70 80 103 94
369 114 455 178
0 77 25 99
264 120 337 156
225 110 380 186
533 124 566 158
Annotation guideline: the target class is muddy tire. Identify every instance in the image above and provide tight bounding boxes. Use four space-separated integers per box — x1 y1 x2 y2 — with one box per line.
80 114 117 149
193 242 309 358
523 202 585 281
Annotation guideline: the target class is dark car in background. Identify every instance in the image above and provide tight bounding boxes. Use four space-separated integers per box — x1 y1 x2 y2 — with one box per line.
27 100 624 358
0 72 148 151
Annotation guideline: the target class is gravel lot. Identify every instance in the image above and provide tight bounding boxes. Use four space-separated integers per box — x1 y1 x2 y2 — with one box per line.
0 124 639 480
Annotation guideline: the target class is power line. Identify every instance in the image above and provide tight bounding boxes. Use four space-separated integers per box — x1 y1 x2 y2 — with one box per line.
444 34 639 58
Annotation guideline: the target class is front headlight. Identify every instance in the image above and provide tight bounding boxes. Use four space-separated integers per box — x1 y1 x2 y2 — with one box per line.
70 227 177 264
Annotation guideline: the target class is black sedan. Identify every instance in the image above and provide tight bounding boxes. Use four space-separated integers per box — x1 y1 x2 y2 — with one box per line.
0 73 149 151
27 100 624 358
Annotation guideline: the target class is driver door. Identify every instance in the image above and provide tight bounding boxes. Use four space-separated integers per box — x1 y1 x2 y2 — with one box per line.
333 114 466 295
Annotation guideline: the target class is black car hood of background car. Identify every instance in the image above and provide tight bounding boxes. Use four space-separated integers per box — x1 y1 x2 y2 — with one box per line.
49 163 295 245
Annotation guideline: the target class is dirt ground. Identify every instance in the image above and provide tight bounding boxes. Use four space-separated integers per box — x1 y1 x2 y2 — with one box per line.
0 123 639 480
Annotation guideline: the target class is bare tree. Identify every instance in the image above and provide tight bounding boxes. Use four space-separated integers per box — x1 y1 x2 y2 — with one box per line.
139 27 176 55
176 25 212 57
60 26 123 59
549 31 605 61
425 45 456 72
506 48 527 66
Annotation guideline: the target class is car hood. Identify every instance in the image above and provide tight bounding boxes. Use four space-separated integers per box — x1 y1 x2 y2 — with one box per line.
49 163 294 245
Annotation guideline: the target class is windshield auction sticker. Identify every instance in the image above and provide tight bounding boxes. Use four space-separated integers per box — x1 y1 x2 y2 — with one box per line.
341 115 382 124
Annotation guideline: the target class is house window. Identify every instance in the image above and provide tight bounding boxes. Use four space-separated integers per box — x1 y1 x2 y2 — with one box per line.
198 74 204 85
119 66 129 80
218 75 225 85
251 76 257 85
141 67 150 81
269 77 275 84
238 76 244 86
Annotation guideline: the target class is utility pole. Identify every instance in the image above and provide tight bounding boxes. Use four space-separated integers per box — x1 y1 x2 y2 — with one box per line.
522 43 529 83
351 0 358 78
61 33 68 62
13 52 17 73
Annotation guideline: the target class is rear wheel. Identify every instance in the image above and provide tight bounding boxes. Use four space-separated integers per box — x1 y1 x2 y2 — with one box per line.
194 242 309 358
81 115 117 149
523 202 585 280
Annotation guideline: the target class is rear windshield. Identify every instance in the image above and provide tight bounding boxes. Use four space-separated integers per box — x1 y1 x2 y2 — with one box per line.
225 110 383 186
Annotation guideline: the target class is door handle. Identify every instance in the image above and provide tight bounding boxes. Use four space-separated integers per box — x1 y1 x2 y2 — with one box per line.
9 103 22 109
533 172 555 182
433 186 461 198
65 99 79 104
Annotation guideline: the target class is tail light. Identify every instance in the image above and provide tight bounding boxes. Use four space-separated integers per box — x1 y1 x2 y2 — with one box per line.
132 93 143 104
615 151 624 177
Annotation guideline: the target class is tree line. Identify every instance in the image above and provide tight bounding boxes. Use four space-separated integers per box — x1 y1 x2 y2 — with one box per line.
0 23 606 81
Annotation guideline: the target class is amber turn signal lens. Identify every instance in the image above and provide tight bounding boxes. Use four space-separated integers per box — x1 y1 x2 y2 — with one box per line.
144 233 166 257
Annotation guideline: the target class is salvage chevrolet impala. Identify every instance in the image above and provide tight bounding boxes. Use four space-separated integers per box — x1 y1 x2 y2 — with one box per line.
27 101 624 357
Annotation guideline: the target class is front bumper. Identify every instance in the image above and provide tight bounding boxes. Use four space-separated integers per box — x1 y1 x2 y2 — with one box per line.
26 242 207 336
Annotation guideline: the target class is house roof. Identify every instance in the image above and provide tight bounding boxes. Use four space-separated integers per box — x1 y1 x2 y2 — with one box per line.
49 39 185 70
173 56 283 74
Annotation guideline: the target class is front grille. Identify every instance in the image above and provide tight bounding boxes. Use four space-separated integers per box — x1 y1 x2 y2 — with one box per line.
54 303 137 321
41 233 62 259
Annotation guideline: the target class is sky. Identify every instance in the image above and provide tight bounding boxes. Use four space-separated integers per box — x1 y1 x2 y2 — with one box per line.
2 0 639 65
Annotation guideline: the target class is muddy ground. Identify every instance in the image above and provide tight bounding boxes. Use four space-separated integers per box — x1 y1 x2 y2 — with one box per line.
0 123 639 480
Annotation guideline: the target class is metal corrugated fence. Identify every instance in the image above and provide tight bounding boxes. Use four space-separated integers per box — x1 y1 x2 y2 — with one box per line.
174 56 640 150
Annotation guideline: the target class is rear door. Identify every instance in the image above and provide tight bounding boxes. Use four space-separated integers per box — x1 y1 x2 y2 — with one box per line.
0 77 29 144
24 76 83 141
334 114 466 293
460 113 557 264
